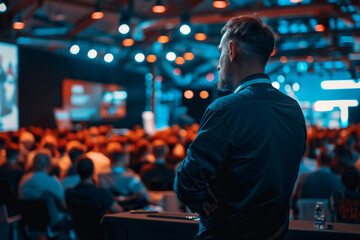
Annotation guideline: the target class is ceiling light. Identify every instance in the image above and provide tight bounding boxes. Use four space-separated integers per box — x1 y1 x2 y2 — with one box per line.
87 49 97 59
180 24 191 35
13 13 25 30
213 0 227 9
70 44 80 54
175 57 185 65
195 33 207 41
119 24 130 34
122 38 134 47
91 11 104 20
91 0 104 19
0 2 7 13
104 53 114 63
184 90 194 99
146 55 157 63
135 53 145 63
184 52 194 61
157 35 170 43
13 22 25 30
166 52 176 61
315 24 325 32
200 91 209 99
292 83 300 91
272 82 280 89
152 0 166 13
119 11 130 34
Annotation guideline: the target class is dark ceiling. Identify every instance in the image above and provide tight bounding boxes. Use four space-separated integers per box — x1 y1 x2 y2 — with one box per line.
0 0 359 89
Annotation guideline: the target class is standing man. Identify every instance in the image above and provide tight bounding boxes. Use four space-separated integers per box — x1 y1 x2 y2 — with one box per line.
174 15 306 240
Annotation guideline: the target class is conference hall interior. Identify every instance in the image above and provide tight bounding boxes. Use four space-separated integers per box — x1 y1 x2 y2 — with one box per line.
0 0 360 239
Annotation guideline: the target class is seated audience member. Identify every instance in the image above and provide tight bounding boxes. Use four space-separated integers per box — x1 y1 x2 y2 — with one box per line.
61 147 85 190
18 151 69 228
25 134 59 171
99 143 149 210
0 146 23 215
85 135 111 179
58 140 86 179
129 138 152 174
0 146 23 194
291 147 345 219
330 166 360 224
140 139 175 191
18 131 35 170
66 156 123 213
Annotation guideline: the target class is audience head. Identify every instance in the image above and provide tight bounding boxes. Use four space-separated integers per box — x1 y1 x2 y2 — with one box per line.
68 147 85 165
341 166 360 191
76 156 94 180
316 147 333 167
19 131 35 150
33 151 51 172
6 145 20 164
152 139 169 160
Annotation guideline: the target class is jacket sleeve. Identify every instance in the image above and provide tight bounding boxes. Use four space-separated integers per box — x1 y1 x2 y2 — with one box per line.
174 108 231 212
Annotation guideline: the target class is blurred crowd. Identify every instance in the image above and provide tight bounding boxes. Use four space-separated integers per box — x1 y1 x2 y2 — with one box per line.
291 124 360 223
0 124 198 238
0 122 360 239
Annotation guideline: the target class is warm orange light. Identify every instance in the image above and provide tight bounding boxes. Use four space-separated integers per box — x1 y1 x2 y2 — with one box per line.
195 33 207 41
206 73 214 82
152 5 166 13
184 90 194 99
173 68 181 75
213 0 227 8
356 66 360 72
157 35 170 43
290 0 302 3
175 57 185 65
306 56 314 63
184 52 194 61
91 11 104 20
147 54 157 63
280 56 288 64
315 24 325 32
271 48 276 56
122 39 134 47
200 91 209 99
13 22 25 30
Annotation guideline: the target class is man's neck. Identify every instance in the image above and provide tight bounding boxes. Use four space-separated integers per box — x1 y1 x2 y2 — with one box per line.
233 69 265 91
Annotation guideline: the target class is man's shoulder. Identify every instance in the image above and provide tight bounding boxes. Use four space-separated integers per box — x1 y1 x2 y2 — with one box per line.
207 93 241 112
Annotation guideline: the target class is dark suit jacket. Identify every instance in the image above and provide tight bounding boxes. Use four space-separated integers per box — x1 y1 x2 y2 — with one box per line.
174 74 307 239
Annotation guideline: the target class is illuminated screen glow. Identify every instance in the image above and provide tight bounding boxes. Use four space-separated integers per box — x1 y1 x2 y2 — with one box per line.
63 79 127 121
0 42 19 132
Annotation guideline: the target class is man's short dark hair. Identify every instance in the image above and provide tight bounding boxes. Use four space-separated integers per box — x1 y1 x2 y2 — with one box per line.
6 146 19 163
33 152 51 171
316 147 332 166
76 157 94 179
221 15 275 64
109 150 127 164
341 166 360 191
69 147 85 164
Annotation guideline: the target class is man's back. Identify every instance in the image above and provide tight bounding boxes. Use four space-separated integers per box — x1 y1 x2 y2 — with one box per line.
175 83 306 239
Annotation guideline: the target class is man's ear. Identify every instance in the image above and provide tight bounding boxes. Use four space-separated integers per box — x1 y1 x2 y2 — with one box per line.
228 41 237 62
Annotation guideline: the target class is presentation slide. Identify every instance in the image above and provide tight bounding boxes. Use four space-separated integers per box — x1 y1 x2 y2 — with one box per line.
0 42 18 132
62 78 127 121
